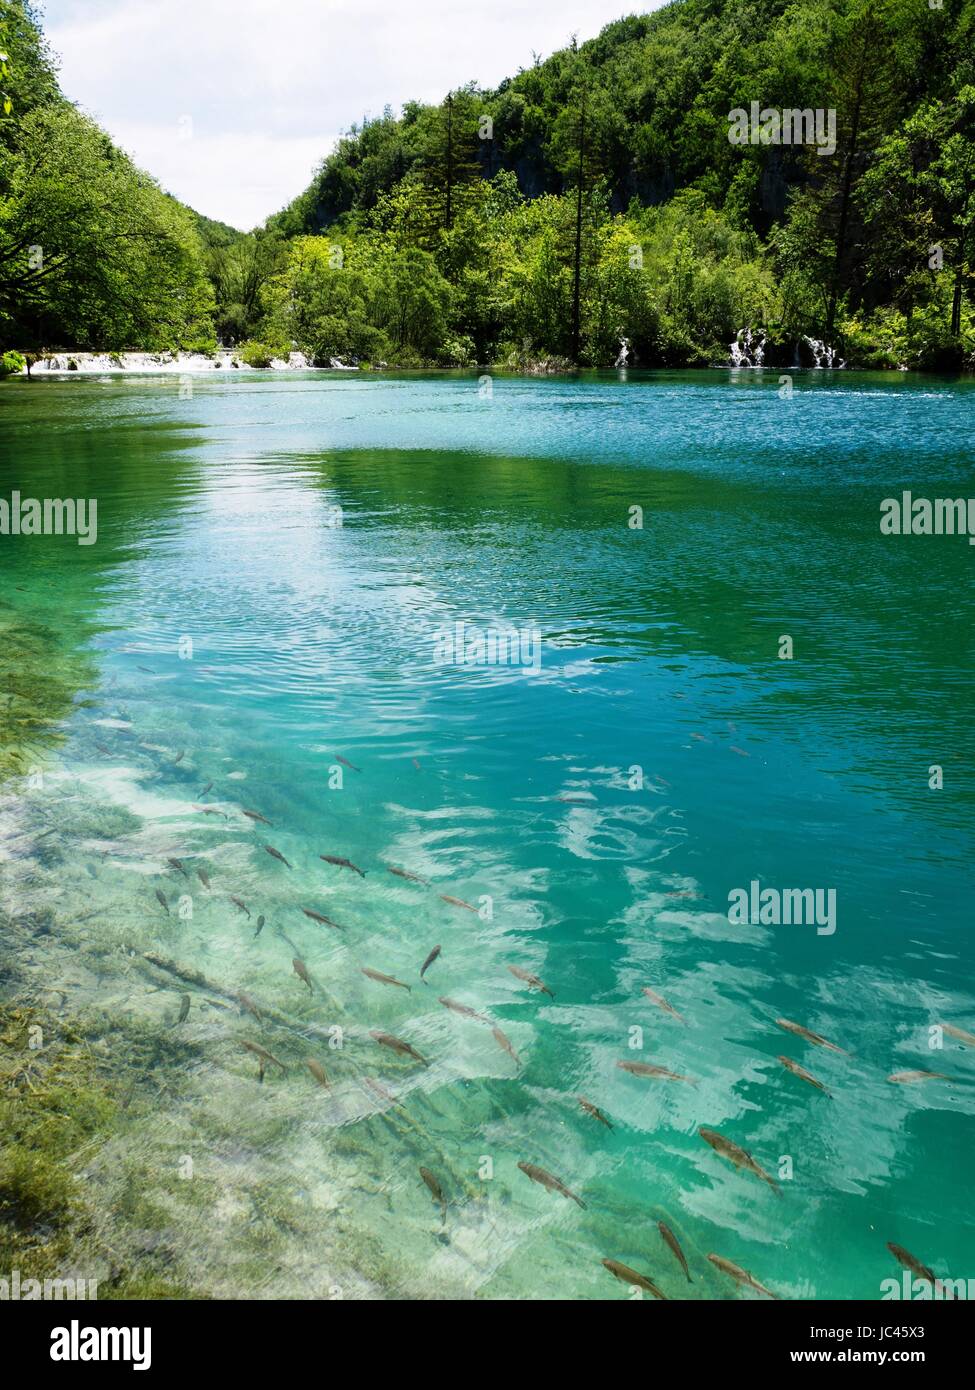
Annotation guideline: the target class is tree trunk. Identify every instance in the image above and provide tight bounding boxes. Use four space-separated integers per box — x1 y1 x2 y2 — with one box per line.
826 42 867 340
570 96 586 365
445 94 453 232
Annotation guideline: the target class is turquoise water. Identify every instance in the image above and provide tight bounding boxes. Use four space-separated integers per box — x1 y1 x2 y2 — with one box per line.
1 368 974 1299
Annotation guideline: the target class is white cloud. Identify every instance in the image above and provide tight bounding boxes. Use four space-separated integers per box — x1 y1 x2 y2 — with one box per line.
40 0 654 229
102 124 337 229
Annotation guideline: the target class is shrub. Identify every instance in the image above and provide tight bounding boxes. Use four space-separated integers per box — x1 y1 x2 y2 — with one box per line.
239 340 276 368
439 335 477 367
0 350 26 377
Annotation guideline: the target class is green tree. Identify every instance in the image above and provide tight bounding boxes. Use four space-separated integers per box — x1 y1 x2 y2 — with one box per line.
0 104 214 350
204 228 286 345
370 245 452 359
858 88 975 356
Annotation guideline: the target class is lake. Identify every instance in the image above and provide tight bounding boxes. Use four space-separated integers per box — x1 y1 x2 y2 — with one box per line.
1 367 973 1299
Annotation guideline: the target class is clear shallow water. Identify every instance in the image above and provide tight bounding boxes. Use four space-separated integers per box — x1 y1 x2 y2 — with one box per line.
1 368 974 1299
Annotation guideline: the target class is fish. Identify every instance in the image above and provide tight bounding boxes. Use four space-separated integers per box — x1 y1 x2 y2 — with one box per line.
441 894 478 913
229 895 251 919
412 758 421 770
642 986 685 1023
95 742 113 756
276 927 301 956
707 1253 778 1299
518 1162 586 1208
388 866 429 885
302 908 343 929
420 945 442 979
167 857 188 877
335 754 361 772
886 1243 941 1287
242 809 273 826
556 794 590 805
698 1127 780 1195
306 1058 329 1089
775 1017 847 1054
778 1055 831 1095
887 1069 952 1083
729 745 750 758
175 994 190 1026
254 915 265 938
420 1166 447 1225
193 804 227 818
238 992 263 1024
578 1096 612 1128
616 1059 695 1083
320 854 365 877
197 867 211 890
155 889 170 915
690 732 711 743
362 967 411 993
265 844 292 869
439 996 490 1024
292 958 314 992
602 1258 667 1299
362 1076 401 1108
241 1039 286 1073
942 1022 975 1048
173 749 186 764
507 964 554 997
493 1027 522 1068
370 1031 428 1066
198 781 213 798
658 1221 691 1282
137 665 155 674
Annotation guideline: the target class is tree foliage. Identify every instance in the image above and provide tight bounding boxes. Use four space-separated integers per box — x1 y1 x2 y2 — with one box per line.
0 0 213 352
2 0 974 369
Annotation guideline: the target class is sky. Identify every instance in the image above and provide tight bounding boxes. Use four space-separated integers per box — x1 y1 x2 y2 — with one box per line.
39 0 655 231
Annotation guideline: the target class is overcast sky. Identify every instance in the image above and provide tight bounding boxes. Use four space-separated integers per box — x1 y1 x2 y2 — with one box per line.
39 1 655 231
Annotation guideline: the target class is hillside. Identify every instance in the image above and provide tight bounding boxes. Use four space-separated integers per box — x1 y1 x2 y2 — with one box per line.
1 0 973 370
254 0 973 369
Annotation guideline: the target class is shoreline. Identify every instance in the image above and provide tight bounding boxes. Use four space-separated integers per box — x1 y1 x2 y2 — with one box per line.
15 350 339 375
8 351 972 380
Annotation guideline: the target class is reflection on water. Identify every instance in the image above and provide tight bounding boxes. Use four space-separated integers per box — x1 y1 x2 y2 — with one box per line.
1 370 973 1299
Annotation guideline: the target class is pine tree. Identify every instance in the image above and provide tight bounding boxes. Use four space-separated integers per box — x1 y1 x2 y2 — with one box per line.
410 87 483 253
550 72 611 363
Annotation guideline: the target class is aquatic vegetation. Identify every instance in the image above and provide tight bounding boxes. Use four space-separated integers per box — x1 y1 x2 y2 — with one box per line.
0 610 93 782
0 1003 112 1269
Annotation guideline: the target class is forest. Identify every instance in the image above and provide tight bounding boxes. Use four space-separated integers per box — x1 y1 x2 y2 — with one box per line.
1 0 973 372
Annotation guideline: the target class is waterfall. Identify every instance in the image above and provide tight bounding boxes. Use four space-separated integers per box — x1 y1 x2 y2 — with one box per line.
803 337 845 369
615 336 630 368
729 327 766 368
